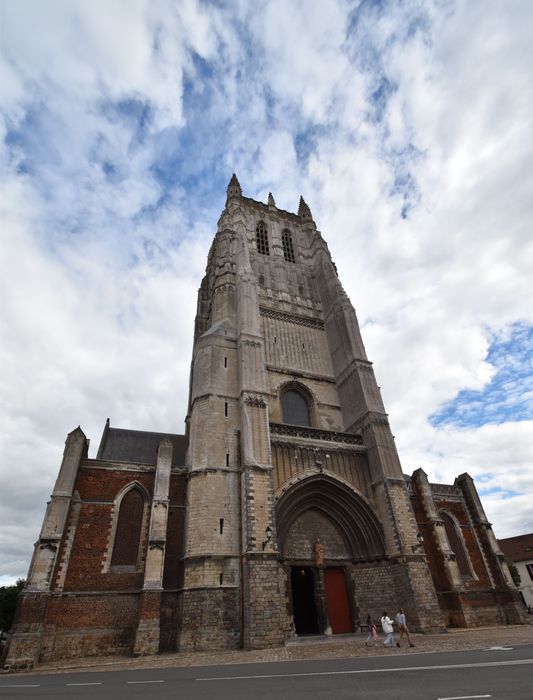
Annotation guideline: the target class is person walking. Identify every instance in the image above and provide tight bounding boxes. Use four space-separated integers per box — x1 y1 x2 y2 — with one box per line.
381 611 395 648
395 607 415 648
364 614 378 646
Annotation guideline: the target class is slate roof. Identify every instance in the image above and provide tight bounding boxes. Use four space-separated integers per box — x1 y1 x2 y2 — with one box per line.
96 422 188 467
498 534 533 563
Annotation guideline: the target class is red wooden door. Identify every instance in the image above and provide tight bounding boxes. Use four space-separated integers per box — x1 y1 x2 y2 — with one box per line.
324 568 352 634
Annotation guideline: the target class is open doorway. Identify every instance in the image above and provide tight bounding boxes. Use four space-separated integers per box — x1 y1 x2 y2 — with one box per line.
291 566 319 635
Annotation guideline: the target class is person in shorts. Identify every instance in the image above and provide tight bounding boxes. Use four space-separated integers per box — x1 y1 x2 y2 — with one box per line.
395 607 415 648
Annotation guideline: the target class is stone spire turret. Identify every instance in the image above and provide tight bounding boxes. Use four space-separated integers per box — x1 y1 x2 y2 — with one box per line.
298 195 313 220
226 173 242 201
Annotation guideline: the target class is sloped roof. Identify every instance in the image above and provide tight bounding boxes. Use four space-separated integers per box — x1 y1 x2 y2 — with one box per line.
97 424 188 467
497 533 533 563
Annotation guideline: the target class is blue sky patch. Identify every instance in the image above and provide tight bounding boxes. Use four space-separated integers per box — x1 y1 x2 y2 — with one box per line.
430 322 533 428
477 486 523 499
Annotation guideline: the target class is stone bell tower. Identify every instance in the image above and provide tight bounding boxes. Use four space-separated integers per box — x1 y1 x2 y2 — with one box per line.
180 175 292 650
180 175 443 650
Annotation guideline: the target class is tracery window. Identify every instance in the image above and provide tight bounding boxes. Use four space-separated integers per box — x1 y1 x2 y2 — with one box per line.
282 229 295 263
110 485 145 569
256 220 270 255
441 511 474 580
282 388 311 427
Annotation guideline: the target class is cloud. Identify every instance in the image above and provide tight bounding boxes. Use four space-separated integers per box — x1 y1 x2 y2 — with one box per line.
1 0 532 583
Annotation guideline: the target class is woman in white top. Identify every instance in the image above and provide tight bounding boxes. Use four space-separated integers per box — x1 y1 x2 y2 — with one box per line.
381 611 395 647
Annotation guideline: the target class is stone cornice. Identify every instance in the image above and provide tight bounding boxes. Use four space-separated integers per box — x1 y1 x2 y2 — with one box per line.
81 460 156 472
188 467 241 476
338 358 374 387
269 422 363 445
260 306 324 330
270 438 366 454
265 365 336 384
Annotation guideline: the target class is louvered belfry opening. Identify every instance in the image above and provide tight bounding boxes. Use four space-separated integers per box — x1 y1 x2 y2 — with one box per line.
256 220 269 255
282 229 295 262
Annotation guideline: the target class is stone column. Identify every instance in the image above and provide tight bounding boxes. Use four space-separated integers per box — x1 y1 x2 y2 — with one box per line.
133 438 172 656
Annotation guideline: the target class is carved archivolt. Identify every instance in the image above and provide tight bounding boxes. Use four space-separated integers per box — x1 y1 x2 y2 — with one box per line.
275 472 386 561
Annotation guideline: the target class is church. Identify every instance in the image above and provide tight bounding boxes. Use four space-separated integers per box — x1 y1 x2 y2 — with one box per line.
4 176 525 668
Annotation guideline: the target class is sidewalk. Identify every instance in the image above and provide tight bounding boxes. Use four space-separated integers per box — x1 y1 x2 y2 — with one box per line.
8 622 533 676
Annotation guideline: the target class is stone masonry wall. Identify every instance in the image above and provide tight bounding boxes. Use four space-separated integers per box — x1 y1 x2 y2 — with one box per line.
179 587 241 651
242 555 292 648
350 561 397 626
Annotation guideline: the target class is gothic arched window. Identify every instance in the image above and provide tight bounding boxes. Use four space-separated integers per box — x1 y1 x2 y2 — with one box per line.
256 221 270 255
282 229 295 263
282 389 311 427
110 485 146 569
441 511 474 580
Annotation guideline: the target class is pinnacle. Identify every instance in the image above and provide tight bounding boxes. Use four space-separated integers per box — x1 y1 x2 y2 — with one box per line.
226 173 242 201
268 192 276 206
298 196 312 219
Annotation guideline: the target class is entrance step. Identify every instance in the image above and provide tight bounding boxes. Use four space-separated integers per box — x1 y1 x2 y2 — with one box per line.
284 633 363 647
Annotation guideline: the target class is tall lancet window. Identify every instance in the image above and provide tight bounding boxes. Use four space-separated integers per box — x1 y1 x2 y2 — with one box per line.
282 389 311 427
111 485 145 569
282 229 295 262
441 511 474 580
256 220 270 255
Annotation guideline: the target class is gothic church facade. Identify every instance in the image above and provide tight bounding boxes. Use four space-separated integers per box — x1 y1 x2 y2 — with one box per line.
4 176 524 667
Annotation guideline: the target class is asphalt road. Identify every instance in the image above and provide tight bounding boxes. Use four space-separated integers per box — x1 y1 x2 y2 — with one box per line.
1 643 532 699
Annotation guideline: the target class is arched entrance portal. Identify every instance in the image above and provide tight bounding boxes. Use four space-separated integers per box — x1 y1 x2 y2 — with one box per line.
276 474 386 637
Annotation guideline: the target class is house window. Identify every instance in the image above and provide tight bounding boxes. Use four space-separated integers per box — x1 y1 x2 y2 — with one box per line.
111 486 145 568
282 389 311 427
441 511 473 580
282 229 295 262
256 221 269 255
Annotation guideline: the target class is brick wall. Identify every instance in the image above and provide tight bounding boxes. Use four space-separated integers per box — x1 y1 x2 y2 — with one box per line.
60 467 154 592
40 593 139 661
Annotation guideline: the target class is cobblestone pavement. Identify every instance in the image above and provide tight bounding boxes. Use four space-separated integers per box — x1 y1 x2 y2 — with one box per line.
7 622 533 676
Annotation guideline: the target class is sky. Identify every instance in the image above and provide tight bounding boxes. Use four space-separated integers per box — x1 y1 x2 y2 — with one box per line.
0 0 532 585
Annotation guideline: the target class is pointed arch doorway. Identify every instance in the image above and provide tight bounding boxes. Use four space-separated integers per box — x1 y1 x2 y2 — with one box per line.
276 473 386 637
